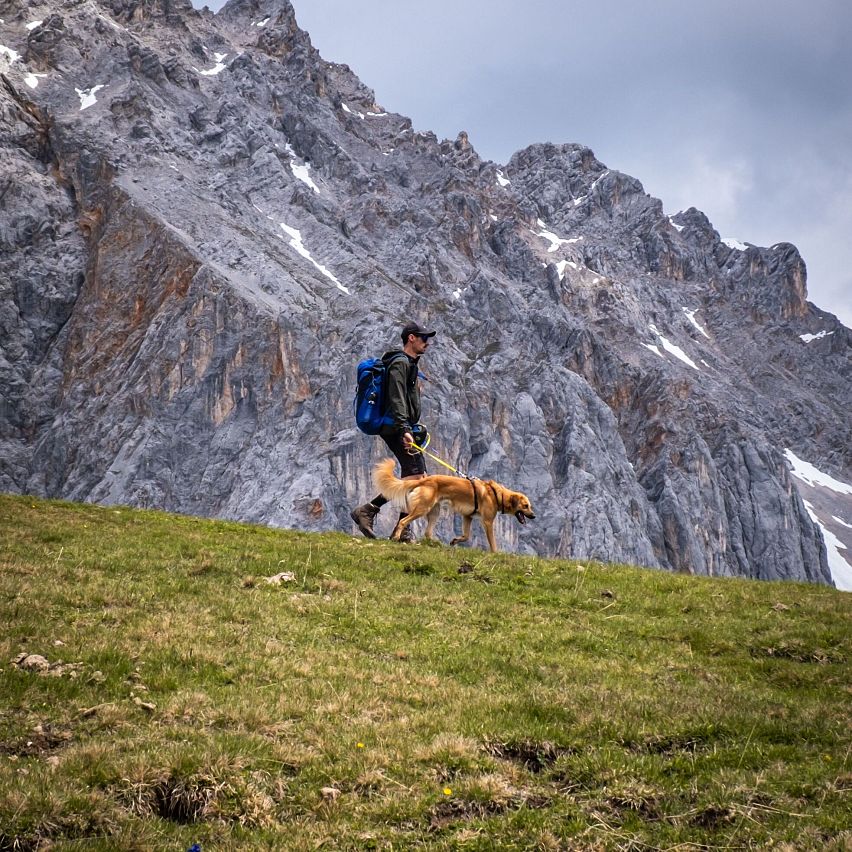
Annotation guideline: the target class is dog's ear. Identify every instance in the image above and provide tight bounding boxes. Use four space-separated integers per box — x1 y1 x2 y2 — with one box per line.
505 492 519 512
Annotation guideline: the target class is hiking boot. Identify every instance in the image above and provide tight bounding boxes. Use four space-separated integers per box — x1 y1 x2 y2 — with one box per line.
350 503 380 539
397 523 416 544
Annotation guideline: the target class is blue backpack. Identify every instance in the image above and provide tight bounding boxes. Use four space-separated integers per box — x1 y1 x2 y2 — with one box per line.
354 353 407 434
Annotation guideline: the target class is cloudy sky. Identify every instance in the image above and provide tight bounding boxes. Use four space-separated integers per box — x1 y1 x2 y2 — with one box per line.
200 0 852 326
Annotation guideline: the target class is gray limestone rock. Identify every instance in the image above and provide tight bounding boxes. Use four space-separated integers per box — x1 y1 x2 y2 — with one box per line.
0 0 848 586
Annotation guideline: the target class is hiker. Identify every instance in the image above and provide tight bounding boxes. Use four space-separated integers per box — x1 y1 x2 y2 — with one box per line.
351 321 436 542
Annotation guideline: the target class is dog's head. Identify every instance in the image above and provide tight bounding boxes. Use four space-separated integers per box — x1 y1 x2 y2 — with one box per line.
506 491 535 525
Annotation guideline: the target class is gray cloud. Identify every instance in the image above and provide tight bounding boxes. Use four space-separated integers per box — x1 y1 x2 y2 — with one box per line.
198 0 852 326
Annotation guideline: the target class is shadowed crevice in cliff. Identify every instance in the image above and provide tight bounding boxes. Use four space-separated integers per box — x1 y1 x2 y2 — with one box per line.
0 75 87 492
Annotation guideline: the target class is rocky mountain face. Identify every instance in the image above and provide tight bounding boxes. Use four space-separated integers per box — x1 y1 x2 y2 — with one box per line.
2 0 850 585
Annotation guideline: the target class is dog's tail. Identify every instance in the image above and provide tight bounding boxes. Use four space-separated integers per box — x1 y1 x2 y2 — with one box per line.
373 458 418 510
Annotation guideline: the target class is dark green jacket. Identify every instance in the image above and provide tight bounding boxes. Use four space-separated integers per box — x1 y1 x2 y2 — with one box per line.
380 349 421 437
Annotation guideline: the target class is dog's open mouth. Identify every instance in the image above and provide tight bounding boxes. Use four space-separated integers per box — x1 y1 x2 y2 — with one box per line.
515 511 529 524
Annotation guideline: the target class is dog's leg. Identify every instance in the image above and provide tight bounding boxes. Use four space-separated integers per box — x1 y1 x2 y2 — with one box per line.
391 514 414 541
450 515 472 547
423 504 441 541
483 517 498 552
391 505 431 541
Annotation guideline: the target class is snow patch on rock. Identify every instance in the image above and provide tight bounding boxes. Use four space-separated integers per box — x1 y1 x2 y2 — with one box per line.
75 85 105 110
534 219 582 253
800 330 833 343
784 450 852 495
648 324 699 370
683 307 711 338
290 161 320 194
280 224 349 294
803 501 852 591
195 52 228 76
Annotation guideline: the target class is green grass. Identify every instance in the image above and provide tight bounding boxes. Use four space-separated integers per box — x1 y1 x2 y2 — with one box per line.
0 493 850 850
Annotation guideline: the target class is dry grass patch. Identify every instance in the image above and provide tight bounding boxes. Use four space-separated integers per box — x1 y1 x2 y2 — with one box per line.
417 733 484 781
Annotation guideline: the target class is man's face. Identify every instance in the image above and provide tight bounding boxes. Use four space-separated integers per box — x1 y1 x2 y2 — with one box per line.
409 334 431 355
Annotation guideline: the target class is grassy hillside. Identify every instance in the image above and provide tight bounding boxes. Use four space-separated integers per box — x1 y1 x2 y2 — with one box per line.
0 494 849 850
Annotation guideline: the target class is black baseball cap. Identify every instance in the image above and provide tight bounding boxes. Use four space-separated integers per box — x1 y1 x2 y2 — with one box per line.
401 322 437 342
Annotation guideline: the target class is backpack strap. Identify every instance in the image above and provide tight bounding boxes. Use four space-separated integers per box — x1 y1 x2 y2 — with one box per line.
382 351 413 425
383 351 410 369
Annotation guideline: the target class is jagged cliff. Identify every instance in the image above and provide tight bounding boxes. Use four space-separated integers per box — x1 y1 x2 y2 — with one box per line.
1 0 850 584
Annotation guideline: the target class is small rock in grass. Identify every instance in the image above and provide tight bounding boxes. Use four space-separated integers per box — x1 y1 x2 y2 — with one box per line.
14 654 50 672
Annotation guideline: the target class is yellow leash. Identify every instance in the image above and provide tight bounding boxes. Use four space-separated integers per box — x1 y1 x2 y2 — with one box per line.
409 441 470 478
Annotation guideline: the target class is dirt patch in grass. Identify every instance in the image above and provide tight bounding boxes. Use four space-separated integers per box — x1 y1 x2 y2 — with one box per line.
0 833 37 852
151 774 217 823
688 803 736 828
427 791 550 830
829 773 852 795
454 561 495 583
0 728 73 757
600 788 739 829
483 739 575 773
116 766 289 828
428 798 510 829
121 771 219 824
623 731 715 755
750 644 845 664
0 812 113 852
605 791 663 821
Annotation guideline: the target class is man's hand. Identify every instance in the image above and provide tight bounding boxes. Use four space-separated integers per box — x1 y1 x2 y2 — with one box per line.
402 431 415 451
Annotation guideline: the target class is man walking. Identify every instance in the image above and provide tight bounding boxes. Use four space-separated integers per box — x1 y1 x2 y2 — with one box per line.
351 321 436 543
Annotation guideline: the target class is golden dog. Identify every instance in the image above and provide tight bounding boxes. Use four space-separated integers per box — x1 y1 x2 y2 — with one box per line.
373 457 535 552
